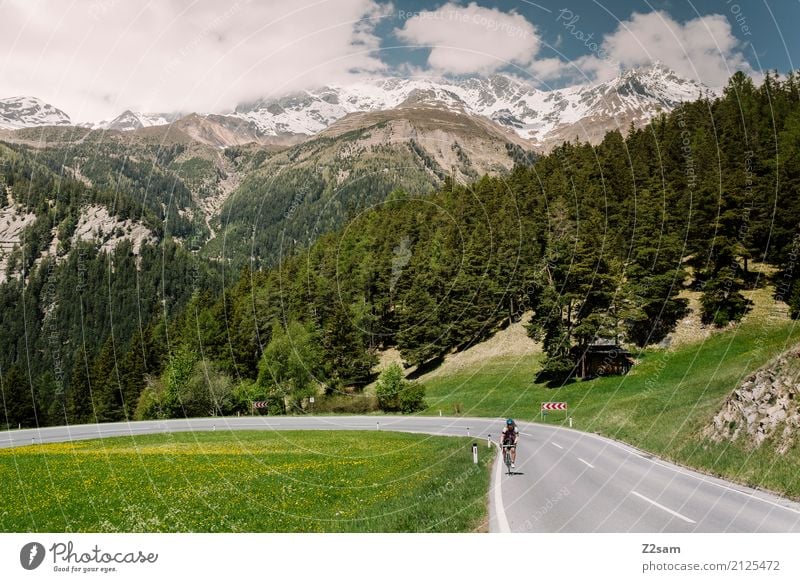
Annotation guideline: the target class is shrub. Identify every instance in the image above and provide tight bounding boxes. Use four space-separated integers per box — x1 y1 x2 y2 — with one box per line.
315 394 379 414
231 380 264 414
375 363 426 413
399 382 426 413
375 363 404 411
133 376 164 420
183 361 235 416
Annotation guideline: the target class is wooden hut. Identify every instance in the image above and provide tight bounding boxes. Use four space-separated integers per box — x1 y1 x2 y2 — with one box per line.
572 343 634 379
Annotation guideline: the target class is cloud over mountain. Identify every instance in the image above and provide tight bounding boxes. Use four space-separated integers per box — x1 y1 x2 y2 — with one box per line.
0 0 756 122
394 2 541 75
571 11 754 85
0 0 390 122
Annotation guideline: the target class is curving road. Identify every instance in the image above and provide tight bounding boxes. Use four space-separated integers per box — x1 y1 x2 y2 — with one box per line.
2 416 800 533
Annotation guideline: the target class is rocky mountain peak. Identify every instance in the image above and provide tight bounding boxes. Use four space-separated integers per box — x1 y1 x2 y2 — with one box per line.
0 96 71 130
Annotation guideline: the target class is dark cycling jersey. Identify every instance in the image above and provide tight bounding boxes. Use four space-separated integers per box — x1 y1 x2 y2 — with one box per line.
501 426 518 445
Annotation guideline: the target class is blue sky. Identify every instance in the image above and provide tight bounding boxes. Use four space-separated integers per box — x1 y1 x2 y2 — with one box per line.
376 1 798 78
1 0 797 120
373 0 799 88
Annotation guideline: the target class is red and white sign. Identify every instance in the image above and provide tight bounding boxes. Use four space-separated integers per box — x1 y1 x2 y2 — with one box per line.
252 401 269 409
541 402 567 411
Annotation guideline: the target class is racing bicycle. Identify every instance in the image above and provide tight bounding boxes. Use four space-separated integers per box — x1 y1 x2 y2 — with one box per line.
501 444 515 475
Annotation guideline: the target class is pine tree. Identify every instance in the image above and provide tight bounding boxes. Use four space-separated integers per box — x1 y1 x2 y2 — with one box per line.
623 187 689 346
117 331 148 420
91 338 125 422
318 301 377 389
67 347 94 424
2 364 37 428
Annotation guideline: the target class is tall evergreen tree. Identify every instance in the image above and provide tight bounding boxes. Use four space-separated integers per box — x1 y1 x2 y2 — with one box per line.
67 347 94 424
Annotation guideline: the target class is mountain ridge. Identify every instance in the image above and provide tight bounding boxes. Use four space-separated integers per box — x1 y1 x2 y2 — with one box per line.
1 63 714 150
0 96 72 129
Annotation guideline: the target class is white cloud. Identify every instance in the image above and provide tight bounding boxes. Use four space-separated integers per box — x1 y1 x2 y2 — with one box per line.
0 0 391 122
395 2 540 75
576 11 752 86
528 57 569 80
0 2 756 121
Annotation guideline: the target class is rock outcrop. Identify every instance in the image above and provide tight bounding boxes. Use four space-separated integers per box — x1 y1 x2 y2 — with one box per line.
704 347 800 453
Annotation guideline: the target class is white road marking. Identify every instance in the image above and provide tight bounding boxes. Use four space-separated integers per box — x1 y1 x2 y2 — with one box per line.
631 491 696 524
537 422 800 516
577 458 594 469
551 442 563 449
493 445 511 533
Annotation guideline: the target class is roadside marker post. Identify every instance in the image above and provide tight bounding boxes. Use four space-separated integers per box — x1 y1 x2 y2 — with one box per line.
487 434 492 448
376 422 380 431
467 427 470 437
472 443 478 464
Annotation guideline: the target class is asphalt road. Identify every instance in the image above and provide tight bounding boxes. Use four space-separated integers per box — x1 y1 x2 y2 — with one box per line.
2 416 800 533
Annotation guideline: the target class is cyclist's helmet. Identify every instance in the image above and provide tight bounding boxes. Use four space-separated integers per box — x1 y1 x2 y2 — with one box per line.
506 418 514 426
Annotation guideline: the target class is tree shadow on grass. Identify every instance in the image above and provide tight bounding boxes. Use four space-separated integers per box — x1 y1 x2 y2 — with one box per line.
534 369 578 389
407 355 445 380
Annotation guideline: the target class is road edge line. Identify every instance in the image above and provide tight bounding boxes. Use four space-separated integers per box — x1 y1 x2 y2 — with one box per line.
492 444 511 533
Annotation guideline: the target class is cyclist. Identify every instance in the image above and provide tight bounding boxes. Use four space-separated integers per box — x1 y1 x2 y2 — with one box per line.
500 418 519 468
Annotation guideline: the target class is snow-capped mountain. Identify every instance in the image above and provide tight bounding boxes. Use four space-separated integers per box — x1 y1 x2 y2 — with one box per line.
92 110 177 131
0 96 71 129
233 62 712 148
1 63 716 150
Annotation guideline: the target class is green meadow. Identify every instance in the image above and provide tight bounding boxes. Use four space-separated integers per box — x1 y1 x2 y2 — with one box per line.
0 431 490 533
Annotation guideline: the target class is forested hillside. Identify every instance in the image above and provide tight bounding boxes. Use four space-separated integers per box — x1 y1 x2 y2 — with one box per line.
208 105 536 269
3 70 800 427
0 144 220 428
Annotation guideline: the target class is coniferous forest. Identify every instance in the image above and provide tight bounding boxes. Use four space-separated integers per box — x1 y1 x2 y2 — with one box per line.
3 71 800 427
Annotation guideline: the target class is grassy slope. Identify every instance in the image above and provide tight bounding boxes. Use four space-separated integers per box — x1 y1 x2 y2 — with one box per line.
0 431 490 533
423 320 800 498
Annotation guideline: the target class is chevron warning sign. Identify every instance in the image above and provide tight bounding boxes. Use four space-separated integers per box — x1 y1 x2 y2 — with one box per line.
252 401 269 409
541 402 567 411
